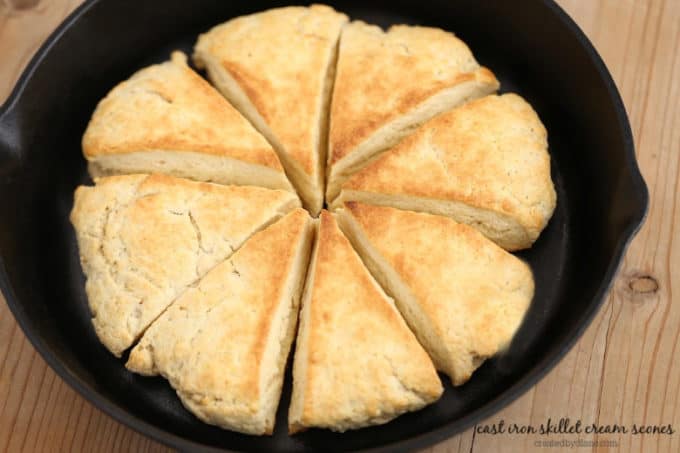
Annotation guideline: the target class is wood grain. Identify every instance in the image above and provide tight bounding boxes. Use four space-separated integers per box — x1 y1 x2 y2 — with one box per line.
1 0 678 451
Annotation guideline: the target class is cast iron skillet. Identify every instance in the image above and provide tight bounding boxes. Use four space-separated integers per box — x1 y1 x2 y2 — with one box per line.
0 0 648 451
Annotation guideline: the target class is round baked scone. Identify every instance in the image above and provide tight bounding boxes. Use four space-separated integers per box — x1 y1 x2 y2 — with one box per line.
194 5 348 215
337 202 534 386
289 211 442 433
70 4 556 437
325 21 500 202
83 51 293 193
333 94 556 250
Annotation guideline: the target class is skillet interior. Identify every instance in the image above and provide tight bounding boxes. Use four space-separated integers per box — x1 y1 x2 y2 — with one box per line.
0 0 647 451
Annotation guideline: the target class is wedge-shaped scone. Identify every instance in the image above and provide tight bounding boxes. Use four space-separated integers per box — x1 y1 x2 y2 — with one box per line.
70 174 300 356
194 5 348 214
126 209 314 435
326 22 500 201
337 202 534 386
334 94 556 250
289 212 442 433
83 51 293 193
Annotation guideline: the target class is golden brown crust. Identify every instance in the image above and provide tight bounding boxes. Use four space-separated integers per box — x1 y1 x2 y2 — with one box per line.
71 7 558 433
342 94 556 248
328 22 499 165
342 202 534 385
194 5 348 176
82 51 283 171
126 209 312 435
69 173 299 356
289 212 442 432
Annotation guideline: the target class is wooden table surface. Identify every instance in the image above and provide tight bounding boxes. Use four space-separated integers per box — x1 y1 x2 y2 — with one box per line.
1 0 678 451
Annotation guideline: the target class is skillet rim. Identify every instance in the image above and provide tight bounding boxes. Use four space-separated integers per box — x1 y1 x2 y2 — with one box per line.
0 0 649 451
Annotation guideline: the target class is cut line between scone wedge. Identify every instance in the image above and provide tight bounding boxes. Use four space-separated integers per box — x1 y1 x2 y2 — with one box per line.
194 5 348 215
83 52 294 194
289 211 442 433
332 94 556 251
336 202 534 386
325 21 500 203
126 209 314 435
70 173 300 356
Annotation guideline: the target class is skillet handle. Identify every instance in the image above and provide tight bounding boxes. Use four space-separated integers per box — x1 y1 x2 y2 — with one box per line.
0 105 20 178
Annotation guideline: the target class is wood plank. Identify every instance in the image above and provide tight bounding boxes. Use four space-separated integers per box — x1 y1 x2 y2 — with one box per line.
589 0 680 451
0 0 83 101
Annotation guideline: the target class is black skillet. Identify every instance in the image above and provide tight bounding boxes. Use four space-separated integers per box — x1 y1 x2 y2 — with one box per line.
0 0 648 451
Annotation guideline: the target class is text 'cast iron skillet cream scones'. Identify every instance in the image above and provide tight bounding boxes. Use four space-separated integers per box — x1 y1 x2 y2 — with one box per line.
194 5 348 215
289 212 442 433
70 174 299 356
71 3 557 436
336 202 534 385
127 209 314 435
325 20 500 202
83 52 293 193
332 94 557 250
